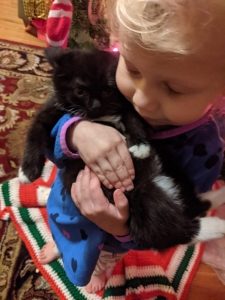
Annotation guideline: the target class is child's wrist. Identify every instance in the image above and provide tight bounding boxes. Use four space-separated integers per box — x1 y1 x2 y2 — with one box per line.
66 121 80 153
113 224 130 241
60 116 82 158
67 120 91 153
114 234 131 242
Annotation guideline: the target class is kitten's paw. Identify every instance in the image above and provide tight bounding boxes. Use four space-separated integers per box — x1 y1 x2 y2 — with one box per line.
18 165 42 183
195 217 225 242
18 167 31 183
129 144 151 159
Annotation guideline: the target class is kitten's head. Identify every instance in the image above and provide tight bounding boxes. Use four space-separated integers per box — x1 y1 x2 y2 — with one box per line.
45 47 124 118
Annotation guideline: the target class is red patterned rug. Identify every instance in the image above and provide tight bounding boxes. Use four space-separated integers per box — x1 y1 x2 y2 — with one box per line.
0 39 52 182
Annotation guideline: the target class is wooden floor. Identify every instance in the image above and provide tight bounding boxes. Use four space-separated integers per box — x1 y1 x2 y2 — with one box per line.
1 0 225 299
0 0 45 47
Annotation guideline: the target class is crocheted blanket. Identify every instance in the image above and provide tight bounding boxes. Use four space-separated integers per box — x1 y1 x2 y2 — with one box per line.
0 161 203 299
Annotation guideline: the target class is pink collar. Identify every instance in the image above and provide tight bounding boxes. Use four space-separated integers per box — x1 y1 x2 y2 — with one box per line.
151 111 211 140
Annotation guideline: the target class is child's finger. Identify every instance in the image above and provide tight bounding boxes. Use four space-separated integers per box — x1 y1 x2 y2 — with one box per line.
106 149 131 187
71 182 77 202
89 162 113 189
80 166 91 196
117 142 135 178
113 189 129 221
97 157 120 186
73 169 90 209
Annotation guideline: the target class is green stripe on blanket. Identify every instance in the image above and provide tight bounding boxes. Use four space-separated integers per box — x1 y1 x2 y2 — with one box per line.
2 181 11 206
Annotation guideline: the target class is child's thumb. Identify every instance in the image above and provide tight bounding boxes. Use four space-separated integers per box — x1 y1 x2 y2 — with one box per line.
113 189 129 220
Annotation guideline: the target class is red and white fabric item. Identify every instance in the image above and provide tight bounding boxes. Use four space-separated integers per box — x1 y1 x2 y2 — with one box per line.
46 0 73 48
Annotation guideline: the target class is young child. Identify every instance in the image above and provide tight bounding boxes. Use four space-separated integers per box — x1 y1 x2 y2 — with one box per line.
40 0 225 293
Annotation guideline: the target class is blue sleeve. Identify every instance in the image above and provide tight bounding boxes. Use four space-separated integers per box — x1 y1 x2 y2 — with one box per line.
46 114 74 168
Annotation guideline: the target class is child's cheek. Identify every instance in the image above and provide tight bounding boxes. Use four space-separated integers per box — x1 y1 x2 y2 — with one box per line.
116 70 134 102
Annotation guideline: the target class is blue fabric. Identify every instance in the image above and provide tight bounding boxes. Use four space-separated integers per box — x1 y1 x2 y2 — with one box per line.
151 116 224 193
47 113 224 286
47 175 105 285
47 114 136 286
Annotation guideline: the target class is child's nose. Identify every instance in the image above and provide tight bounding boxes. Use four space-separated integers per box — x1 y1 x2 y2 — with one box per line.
132 89 159 112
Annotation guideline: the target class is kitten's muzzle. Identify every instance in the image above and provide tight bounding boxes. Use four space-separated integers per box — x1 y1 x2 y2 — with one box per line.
91 99 101 109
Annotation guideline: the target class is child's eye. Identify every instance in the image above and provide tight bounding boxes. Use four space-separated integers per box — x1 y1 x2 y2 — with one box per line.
127 68 141 76
123 58 141 76
165 83 182 95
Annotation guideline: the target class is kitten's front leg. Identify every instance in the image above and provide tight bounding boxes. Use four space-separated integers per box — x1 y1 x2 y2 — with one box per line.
19 99 63 182
19 118 53 183
19 144 47 183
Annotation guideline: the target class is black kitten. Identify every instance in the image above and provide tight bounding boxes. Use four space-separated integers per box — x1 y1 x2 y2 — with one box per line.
19 47 225 249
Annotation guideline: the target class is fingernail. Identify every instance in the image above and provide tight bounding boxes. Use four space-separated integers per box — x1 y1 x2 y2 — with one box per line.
123 179 133 186
115 182 122 189
126 185 134 191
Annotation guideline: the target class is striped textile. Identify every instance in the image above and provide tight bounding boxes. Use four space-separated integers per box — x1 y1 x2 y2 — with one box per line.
0 161 203 299
46 0 73 48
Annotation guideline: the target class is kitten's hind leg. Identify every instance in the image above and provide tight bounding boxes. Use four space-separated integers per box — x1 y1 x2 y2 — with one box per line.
193 216 225 243
200 186 225 209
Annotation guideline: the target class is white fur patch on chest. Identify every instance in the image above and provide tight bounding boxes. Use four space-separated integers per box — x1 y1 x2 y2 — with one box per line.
94 115 125 132
129 144 151 159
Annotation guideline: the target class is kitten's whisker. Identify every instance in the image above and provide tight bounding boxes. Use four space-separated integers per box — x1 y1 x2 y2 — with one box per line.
66 107 86 118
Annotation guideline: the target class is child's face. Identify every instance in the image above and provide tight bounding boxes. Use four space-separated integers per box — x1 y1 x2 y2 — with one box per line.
116 42 225 127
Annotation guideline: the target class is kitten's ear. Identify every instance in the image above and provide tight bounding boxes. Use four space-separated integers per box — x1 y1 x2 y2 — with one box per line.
45 47 67 68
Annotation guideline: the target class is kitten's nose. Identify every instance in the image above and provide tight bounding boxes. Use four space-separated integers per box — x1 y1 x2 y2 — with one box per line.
91 99 101 109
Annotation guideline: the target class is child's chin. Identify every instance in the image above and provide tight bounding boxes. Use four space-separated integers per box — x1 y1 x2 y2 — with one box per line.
144 118 168 126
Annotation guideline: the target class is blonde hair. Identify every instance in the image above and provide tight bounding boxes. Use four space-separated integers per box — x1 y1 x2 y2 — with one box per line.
107 0 217 54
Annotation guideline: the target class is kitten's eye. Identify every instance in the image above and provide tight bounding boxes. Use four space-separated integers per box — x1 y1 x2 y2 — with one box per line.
102 88 114 97
74 87 87 97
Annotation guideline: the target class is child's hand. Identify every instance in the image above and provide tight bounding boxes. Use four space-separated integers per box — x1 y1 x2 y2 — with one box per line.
71 166 129 236
69 120 135 191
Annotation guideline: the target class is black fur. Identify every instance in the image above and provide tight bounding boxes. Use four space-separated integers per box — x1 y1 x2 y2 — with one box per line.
21 47 211 250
